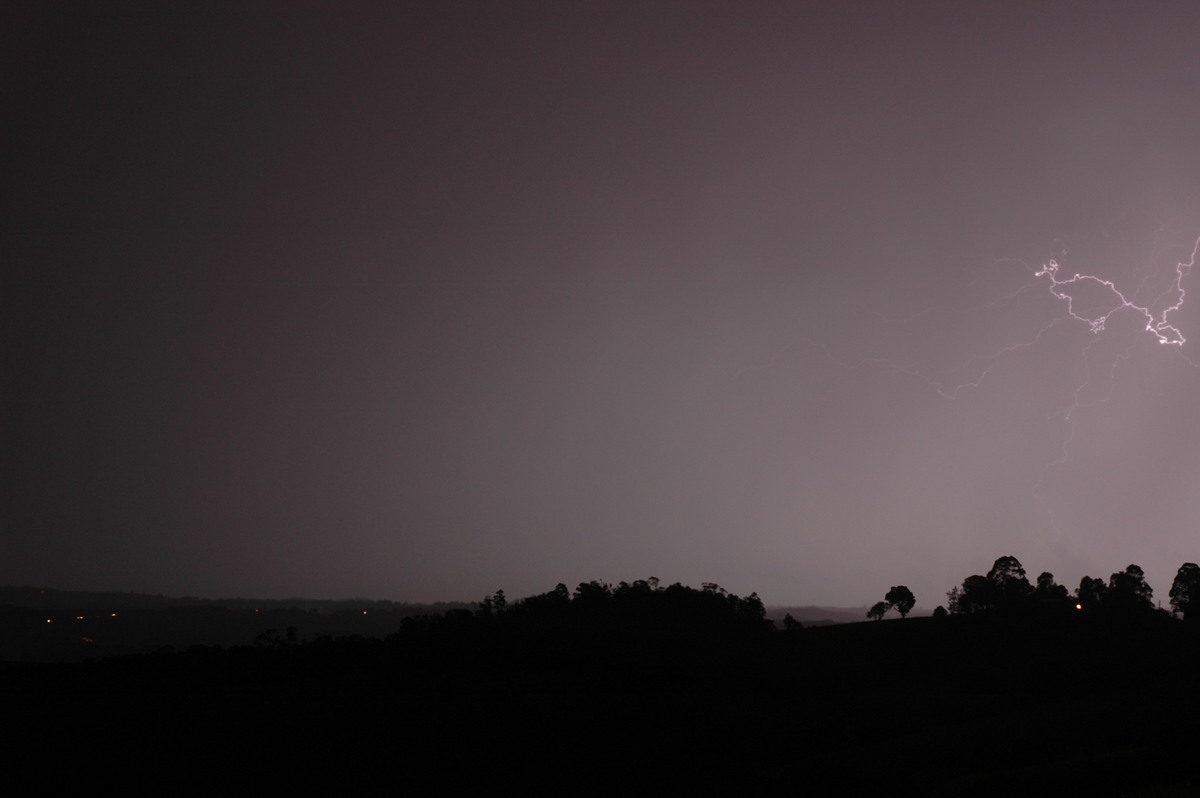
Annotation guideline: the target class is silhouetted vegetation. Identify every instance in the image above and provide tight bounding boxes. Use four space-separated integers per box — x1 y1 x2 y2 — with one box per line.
5 564 1197 795
867 600 890 621
943 555 1179 624
884 585 915 618
1169 562 1198 621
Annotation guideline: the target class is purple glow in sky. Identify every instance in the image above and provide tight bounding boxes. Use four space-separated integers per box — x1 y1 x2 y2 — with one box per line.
5 2 1199 607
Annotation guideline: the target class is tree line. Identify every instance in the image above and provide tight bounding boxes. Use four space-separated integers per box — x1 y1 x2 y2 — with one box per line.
868 558 1198 621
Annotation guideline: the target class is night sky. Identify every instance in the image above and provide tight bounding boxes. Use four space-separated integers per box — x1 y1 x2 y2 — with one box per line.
6 2 1199 607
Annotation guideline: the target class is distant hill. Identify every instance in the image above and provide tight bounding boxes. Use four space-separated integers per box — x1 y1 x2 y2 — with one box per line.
0 587 927 630
0 585 468 615
0 585 472 662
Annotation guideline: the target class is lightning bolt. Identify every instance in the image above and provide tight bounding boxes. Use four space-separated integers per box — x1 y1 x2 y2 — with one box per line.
795 223 1200 397
757 219 1200 543
1034 234 1195 346
1029 227 1199 525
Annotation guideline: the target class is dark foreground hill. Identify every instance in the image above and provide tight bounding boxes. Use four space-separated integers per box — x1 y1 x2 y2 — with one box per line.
7 582 1197 796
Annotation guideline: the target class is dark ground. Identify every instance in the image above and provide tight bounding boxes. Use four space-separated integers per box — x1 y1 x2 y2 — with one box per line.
6 604 1197 796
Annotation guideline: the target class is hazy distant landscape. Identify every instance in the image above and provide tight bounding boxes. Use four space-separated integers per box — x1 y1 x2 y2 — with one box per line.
0 583 893 662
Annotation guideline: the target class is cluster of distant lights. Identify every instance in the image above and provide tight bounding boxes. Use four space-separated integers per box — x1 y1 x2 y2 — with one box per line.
44 613 119 644
47 609 377 620
43 609 377 643
45 613 118 623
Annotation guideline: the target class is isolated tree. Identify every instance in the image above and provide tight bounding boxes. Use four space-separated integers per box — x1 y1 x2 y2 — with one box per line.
867 601 890 621
1168 562 1199 621
1106 564 1153 614
885 586 916 619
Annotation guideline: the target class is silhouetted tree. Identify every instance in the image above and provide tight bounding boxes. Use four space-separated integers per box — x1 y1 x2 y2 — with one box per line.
1076 576 1106 611
1105 564 1153 615
573 580 612 604
932 605 948 618
782 613 803 631
949 574 994 615
867 601 890 621
1035 571 1061 594
885 586 915 619
1033 572 1071 611
1169 562 1199 621
511 583 571 619
949 556 1038 616
478 590 507 615
987 555 1033 607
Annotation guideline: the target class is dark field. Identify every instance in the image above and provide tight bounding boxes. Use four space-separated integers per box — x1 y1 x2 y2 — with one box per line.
6 585 1197 795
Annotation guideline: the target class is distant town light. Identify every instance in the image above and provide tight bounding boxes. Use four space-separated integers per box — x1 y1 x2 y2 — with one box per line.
75 616 84 620
1075 603 1083 610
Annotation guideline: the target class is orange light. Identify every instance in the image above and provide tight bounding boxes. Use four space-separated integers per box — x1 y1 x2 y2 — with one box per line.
75 616 84 620
362 611 368 615
46 619 53 624
1075 603 1083 610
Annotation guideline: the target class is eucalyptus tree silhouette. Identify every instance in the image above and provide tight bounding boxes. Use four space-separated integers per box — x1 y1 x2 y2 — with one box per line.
1105 564 1154 615
948 556 1036 615
1033 572 1071 612
1076 576 1107 610
987 556 1033 605
948 574 993 615
1169 562 1199 621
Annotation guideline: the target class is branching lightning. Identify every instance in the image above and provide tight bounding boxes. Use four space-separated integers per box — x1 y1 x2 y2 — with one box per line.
1029 228 1199 514
796 225 1200 399
724 215 1200 583
1035 235 1196 346
776 221 1200 532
